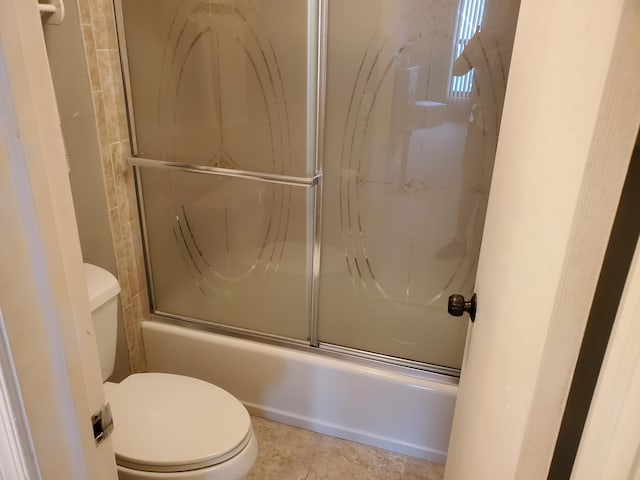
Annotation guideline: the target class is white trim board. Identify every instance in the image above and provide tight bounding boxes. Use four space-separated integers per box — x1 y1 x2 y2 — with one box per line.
571 238 640 479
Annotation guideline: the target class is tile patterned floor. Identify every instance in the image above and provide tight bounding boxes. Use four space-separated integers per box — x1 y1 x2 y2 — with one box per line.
247 417 445 480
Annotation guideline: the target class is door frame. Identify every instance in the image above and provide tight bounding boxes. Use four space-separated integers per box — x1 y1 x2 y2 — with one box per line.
0 309 41 480
570 239 640 478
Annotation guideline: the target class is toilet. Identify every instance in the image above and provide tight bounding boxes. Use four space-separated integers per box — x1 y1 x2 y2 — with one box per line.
83 263 258 479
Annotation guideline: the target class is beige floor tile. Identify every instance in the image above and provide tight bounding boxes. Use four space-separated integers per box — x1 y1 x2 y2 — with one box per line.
306 436 406 480
402 456 445 480
247 416 322 480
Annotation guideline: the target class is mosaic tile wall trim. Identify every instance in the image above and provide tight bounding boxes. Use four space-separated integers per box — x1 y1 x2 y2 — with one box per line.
76 0 147 372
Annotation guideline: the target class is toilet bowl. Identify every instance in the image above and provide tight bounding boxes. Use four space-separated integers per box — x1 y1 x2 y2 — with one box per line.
83 264 258 479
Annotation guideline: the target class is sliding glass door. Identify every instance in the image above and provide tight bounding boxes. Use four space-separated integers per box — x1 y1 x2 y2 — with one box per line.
120 0 319 340
119 0 520 372
317 0 520 369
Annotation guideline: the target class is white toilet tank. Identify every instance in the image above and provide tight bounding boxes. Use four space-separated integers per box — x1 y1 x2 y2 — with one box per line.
83 263 120 382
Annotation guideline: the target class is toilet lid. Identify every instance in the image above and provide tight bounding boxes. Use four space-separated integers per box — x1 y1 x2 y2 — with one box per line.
104 373 252 473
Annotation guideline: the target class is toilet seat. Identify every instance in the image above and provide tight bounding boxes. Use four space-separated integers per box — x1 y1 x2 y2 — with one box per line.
104 373 252 473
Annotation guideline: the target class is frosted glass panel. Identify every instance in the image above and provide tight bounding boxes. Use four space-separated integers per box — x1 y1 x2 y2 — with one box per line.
121 0 312 176
121 0 521 371
141 169 312 340
318 0 520 368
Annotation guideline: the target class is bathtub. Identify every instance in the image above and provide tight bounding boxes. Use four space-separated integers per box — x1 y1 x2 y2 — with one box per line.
142 320 457 463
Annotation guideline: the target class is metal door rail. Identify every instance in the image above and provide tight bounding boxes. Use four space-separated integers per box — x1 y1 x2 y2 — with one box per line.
129 156 322 188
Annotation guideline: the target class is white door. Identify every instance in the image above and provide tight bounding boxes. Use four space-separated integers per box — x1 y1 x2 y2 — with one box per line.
446 0 640 479
0 1 118 478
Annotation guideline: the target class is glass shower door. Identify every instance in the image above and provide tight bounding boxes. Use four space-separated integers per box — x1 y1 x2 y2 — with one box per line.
120 0 319 340
119 0 521 372
317 0 520 369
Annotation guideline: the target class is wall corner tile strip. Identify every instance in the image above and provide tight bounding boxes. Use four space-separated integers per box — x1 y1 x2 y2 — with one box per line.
76 0 147 372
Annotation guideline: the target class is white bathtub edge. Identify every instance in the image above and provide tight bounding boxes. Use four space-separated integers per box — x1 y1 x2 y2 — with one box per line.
142 320 455 464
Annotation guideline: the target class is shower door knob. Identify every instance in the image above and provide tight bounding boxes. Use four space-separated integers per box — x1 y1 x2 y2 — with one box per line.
447 293 477 322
